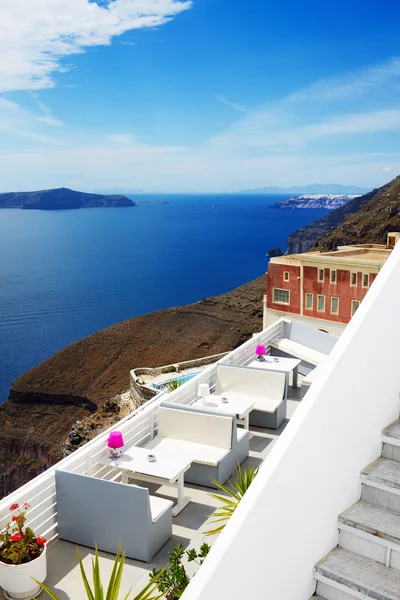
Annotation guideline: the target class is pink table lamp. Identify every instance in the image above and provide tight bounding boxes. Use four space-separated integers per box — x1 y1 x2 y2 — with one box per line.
255 344 266 361
107 431 124 459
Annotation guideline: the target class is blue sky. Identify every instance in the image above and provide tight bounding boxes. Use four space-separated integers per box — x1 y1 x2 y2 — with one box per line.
1 0 400 192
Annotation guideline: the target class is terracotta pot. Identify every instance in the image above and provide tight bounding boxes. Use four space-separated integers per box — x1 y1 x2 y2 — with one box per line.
0 546 47 599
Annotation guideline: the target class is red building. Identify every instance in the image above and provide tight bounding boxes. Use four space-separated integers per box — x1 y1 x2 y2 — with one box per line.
264 233 399 335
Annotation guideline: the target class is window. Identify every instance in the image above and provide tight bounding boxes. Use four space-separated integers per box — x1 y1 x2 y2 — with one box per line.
331 297 339 314
363 273 369 288
351 300 360 316
350 272 357 286
330 269 336 284
318 268 324 282
305 293 313 309
273 288 290 305
317 295 325 312
283 271 290 282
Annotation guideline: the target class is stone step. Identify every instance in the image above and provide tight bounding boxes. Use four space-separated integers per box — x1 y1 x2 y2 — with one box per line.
340 500 400 544
315 547 400 600
382 420 400 463
338 500 400 569
361 458 400 513
383 420 400 441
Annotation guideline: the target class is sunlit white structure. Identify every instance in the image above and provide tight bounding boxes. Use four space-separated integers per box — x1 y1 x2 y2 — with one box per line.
1 241 399 600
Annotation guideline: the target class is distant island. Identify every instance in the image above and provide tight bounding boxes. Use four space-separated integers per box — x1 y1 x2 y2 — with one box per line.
270 193 360 210
239 183 369 195
0 187 136 210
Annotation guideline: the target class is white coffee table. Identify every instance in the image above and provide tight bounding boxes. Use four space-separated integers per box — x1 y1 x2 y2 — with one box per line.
100 446 191 516
192 394 254 430
247 356 301 397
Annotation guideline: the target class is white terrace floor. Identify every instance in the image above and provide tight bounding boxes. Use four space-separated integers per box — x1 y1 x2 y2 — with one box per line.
4 387 302 600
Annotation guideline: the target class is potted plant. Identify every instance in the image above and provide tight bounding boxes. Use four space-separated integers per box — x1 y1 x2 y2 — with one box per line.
0 502 47 599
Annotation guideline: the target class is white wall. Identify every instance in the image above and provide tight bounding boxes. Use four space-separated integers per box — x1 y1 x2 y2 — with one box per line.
184 243 400 600
264 300 346 337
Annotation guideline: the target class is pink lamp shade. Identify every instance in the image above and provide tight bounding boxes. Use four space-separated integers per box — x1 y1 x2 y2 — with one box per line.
255 344 266 357
107 431 124 449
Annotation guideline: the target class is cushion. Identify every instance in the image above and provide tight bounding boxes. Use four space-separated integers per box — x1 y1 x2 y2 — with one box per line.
216 365 286 403
146 436 229 467
158 406 233 450
271 339 326 365
149 495 173 522
222 391 282 414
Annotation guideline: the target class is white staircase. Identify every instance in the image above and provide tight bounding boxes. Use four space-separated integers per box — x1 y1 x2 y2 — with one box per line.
311 420 400 600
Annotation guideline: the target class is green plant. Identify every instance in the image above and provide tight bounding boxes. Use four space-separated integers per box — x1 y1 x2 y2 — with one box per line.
34 544 164 600
0 502 46 565
166 379 182 392
149 543 210 599
204 463 259 535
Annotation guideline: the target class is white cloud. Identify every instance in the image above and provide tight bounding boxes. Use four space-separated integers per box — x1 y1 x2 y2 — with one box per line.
0 97 67 144
285 57 400 104
214 94 247 112
0 0 192 92
209 58 400 153
1 57 400 191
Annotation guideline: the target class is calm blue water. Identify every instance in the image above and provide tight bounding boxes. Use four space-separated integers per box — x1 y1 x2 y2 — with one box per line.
0 194 328 403
151 371 200 390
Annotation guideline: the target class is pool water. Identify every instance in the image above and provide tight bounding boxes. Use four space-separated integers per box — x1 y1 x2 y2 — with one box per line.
152 372 200 390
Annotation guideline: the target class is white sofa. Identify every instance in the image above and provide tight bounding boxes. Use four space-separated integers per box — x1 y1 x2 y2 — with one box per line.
55 470 173 562
215 364 287 429
145 402 249 488
270 320 338 368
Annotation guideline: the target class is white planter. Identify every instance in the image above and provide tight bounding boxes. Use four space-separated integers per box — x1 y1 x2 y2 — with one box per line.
0 546 47 599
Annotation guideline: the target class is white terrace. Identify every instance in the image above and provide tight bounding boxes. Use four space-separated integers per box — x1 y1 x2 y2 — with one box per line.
0 318 336 600
3 240 400 600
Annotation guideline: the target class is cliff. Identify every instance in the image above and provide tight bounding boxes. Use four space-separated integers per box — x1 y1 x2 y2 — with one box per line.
313 176 400 250
0 187 135 210
285 181 397 253
0 276 265 497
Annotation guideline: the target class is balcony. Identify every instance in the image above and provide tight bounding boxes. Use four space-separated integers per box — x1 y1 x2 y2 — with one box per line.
0 318 337 600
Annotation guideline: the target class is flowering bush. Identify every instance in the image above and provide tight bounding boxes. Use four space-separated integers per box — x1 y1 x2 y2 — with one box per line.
0 502 46 565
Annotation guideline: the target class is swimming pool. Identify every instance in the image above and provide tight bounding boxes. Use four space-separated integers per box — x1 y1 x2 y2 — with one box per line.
152 371 200 390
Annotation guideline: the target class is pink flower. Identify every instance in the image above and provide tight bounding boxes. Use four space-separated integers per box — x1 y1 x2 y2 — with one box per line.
36 536 46 547
9 503 19 511
23 502 30 509
11 532 23 542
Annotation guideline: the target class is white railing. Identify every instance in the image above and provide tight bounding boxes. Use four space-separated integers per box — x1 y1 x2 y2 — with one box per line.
0 319 286 544
182 243 400 600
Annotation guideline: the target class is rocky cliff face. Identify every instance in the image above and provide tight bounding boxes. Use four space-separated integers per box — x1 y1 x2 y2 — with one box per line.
0 275 265 498
285 180 399 253
0 187 135 210
314 176 400 250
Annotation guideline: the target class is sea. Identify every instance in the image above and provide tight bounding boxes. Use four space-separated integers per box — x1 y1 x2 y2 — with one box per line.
0 194 328 404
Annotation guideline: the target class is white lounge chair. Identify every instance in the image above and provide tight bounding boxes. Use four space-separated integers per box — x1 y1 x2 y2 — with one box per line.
215 364 287 429
145 401 249 488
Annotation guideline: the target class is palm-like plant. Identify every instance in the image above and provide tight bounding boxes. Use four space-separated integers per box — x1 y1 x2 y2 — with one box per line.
204 463 259 536
34 544 163 600
166 379 182 392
